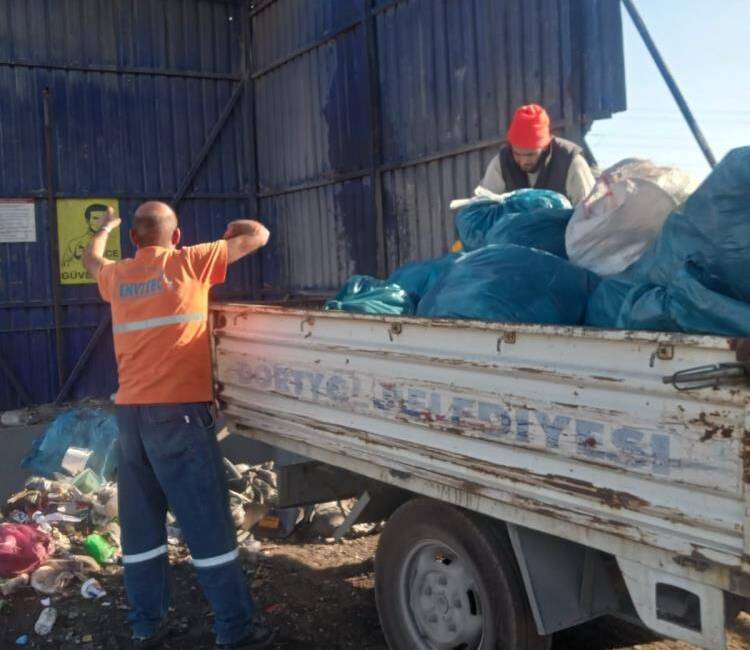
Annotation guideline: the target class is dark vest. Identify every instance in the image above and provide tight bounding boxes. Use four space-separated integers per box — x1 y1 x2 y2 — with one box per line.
499 136 582 196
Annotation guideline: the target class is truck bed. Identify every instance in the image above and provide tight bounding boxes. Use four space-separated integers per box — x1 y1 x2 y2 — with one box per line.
211 303 750 599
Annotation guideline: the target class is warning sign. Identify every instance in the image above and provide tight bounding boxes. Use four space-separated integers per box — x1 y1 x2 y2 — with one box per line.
57 199 121 285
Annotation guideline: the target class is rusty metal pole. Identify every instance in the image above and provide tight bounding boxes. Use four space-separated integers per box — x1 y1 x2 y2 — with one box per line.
43 88 66 388
621 0 717 168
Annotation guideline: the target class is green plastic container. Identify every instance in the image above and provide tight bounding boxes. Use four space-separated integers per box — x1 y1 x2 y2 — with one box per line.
83 534 117 564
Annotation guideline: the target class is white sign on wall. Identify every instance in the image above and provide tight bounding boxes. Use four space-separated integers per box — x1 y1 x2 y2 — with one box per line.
0 199 36 243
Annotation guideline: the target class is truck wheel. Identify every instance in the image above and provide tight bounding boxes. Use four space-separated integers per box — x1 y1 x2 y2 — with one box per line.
375 498 549 650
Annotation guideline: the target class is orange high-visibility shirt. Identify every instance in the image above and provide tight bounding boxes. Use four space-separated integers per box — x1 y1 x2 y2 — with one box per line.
97 241 228 405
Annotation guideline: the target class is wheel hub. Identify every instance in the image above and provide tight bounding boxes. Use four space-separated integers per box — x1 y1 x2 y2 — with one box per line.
404 543 484 649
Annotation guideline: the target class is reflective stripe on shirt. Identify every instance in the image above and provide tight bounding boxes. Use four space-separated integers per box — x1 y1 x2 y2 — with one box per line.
112 311 206 335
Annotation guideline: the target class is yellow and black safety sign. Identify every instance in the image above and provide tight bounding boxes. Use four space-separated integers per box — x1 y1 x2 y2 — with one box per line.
57 199 121 285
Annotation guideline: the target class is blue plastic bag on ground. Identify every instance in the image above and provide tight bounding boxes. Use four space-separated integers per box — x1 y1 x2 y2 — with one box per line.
455 189 570 251
387 253 461 303
585 147 750 334
484 208 572 259
417 244 598 324
324 275 415 315
21 408 119 481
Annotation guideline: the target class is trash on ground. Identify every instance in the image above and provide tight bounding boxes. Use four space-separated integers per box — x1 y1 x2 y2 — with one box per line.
83 533 119 565
80 577 106 600
0 573 29 596
34 605 57 635
21 408 119 481
0 523 55 578
1 408 39 427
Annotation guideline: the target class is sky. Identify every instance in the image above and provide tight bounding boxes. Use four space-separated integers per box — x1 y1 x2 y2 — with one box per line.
587 0 750 182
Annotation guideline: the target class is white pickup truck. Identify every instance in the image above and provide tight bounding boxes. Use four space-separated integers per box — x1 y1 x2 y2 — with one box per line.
211 302 750 650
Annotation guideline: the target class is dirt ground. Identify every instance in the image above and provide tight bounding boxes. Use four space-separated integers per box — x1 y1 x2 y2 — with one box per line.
2 533 749 650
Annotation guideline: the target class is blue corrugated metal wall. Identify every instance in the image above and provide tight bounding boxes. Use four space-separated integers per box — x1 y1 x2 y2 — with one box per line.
251 0 625 293
1 0 626 409
0 0 257 408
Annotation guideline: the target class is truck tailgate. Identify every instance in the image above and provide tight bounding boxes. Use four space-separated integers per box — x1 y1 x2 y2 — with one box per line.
211 303 750 597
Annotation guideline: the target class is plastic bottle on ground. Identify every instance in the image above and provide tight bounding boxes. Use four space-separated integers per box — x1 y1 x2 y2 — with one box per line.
34 607 57 635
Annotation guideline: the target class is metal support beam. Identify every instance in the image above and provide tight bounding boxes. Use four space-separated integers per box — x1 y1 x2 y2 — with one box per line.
363 0 388 278
54 314 111 405
250 0 410 82
0 60 239 81
42 89 66 389
172 78 247 208
251 17 362 81
333 491 372 541
243 0 264 300
0 192 251 201
621 0 717 168
0 353 34 406
256 135 512 200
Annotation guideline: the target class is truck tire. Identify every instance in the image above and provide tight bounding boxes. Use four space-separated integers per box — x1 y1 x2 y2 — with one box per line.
374 498 549 650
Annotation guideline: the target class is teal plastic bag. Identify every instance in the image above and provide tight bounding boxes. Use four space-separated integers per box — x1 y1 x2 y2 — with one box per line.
324 275 415 315
417 244 598 324
590 262 750 336
455 189 570 251
586 147 750 334
484 208 572 259
387 253 461 303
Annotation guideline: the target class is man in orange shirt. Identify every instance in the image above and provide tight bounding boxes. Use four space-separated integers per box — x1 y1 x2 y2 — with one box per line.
84 202 272 649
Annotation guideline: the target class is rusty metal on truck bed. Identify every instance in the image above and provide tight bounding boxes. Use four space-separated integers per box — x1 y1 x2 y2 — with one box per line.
211 303 750 604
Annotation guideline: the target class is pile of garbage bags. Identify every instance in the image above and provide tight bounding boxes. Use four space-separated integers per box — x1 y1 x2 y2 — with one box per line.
417 245 596 325
587 147 750 335
325 188 587 323
565 159 698 276
326 147 750 337
455 189 571 252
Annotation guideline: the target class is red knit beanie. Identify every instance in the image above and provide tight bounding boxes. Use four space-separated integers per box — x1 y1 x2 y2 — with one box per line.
507 104 552 150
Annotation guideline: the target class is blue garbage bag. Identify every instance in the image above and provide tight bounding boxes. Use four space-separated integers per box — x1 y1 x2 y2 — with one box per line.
585 276 638 329
417 244 598 324
632 147 750 302
388 253 461 303
21 408 119 481
586 147 750 334
324 275 415 315
484 208 572 259
590 262 750 336
455 189 570 251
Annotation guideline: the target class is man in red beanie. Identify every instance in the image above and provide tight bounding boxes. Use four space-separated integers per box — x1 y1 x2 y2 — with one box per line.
477 104 595 205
